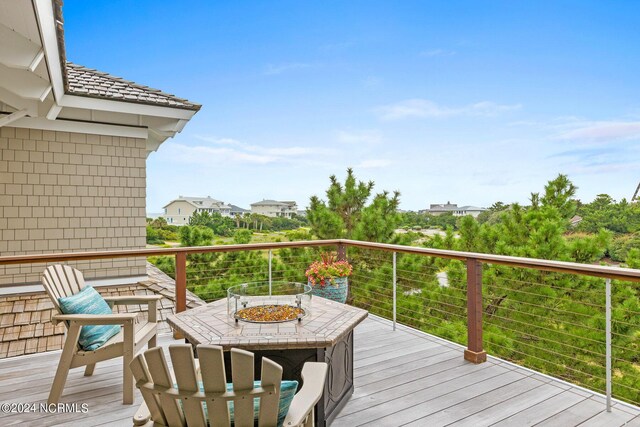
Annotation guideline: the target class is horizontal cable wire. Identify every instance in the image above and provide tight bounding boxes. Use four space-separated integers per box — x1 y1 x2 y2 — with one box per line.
484 282 606 310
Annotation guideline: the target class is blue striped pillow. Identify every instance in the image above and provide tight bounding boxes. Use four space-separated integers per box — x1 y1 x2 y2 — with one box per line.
182 380 298 427
57 286 121 351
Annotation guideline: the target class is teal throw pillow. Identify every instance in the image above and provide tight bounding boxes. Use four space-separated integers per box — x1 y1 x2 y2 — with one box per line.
57 286 121 351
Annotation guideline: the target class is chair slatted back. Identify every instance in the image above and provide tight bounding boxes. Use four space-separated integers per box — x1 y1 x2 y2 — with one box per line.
199 345 231 427
42 265 86 313
131 344 284 427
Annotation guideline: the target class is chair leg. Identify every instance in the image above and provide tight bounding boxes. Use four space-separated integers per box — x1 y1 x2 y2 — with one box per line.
123 321 135 404
48 324 81 404
304 408 315 427
84 363 96 376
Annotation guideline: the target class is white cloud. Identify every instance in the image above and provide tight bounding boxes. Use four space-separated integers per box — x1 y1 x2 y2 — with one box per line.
337 129 382 145
556 121 640 142
355 159 391 169
181 135 334 166
264 62 313 75
565 161 640 176
376 99 521 120
420 48 456 57
169 144 278 165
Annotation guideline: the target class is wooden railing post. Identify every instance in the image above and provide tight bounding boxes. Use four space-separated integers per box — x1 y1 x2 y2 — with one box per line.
336 243 347 261
174 252 187 339
464 258 487 363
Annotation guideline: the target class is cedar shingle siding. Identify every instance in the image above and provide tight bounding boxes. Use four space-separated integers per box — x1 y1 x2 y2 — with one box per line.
0 126 148 285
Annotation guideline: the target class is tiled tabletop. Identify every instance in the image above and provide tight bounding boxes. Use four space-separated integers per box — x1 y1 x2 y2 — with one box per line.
168 296 368 351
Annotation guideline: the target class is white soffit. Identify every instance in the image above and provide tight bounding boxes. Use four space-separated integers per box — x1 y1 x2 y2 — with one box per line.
0 23 44 71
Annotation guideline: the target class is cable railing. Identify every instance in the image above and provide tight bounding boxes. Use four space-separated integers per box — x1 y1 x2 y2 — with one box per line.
1 238 640 410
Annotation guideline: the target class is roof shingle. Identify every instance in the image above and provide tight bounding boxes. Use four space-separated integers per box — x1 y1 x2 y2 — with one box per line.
65 63 201 111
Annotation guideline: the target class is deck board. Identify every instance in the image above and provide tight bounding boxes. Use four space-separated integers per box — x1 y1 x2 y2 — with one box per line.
0 315 636 426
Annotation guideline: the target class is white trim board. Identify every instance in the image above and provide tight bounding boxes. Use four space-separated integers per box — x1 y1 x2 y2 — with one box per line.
32 0 64 103
59 94 197 120
0 275 148 296
9 115 148 138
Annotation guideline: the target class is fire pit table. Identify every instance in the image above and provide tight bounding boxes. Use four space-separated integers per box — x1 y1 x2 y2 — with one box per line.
167 282 368 426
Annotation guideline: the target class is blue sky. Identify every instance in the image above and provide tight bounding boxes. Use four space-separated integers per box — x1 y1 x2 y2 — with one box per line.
63 1 640 212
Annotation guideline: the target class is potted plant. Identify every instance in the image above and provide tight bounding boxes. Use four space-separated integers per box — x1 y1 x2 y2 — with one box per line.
305 252 352 303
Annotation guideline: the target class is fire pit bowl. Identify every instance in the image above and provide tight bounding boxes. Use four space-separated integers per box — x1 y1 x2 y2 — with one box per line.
227 282 312 323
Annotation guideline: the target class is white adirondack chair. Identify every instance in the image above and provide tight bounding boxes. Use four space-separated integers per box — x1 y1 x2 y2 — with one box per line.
130 344 328 427
42 264 162 404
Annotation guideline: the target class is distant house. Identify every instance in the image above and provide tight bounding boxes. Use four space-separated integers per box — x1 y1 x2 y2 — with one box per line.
162 196 235 225
420 202 486 218
250 200 298 218
229 204 249 216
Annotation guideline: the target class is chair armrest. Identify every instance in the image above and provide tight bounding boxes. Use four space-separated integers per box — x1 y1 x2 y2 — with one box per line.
104 295 163 305
104 295 162 323
282 362 328 427
51 313 139 326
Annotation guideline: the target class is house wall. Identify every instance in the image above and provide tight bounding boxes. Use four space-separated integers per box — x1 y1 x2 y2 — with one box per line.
251 204 297 218
162 200 195 225
251 204 279 217
0 126 147 286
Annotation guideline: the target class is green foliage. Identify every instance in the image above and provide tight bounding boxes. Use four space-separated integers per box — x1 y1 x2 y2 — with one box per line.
146 225 163 245
285 228 313 241
577 194 640 234
233 229 252 244
626 248 640 269
189 211 235 236
307 168 400 241
539 173 577 220
397 211 459 230
476 202 508 225
179 225 214 247
610 233 640 262
234 212 307 232
268 215 308 231
353 191 401 242
146 217 179 244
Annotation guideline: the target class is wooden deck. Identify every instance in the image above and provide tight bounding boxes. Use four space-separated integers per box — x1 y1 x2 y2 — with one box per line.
0 315 638 426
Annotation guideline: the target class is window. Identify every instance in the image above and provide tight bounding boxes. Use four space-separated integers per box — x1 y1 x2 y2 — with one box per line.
178 208 181 214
